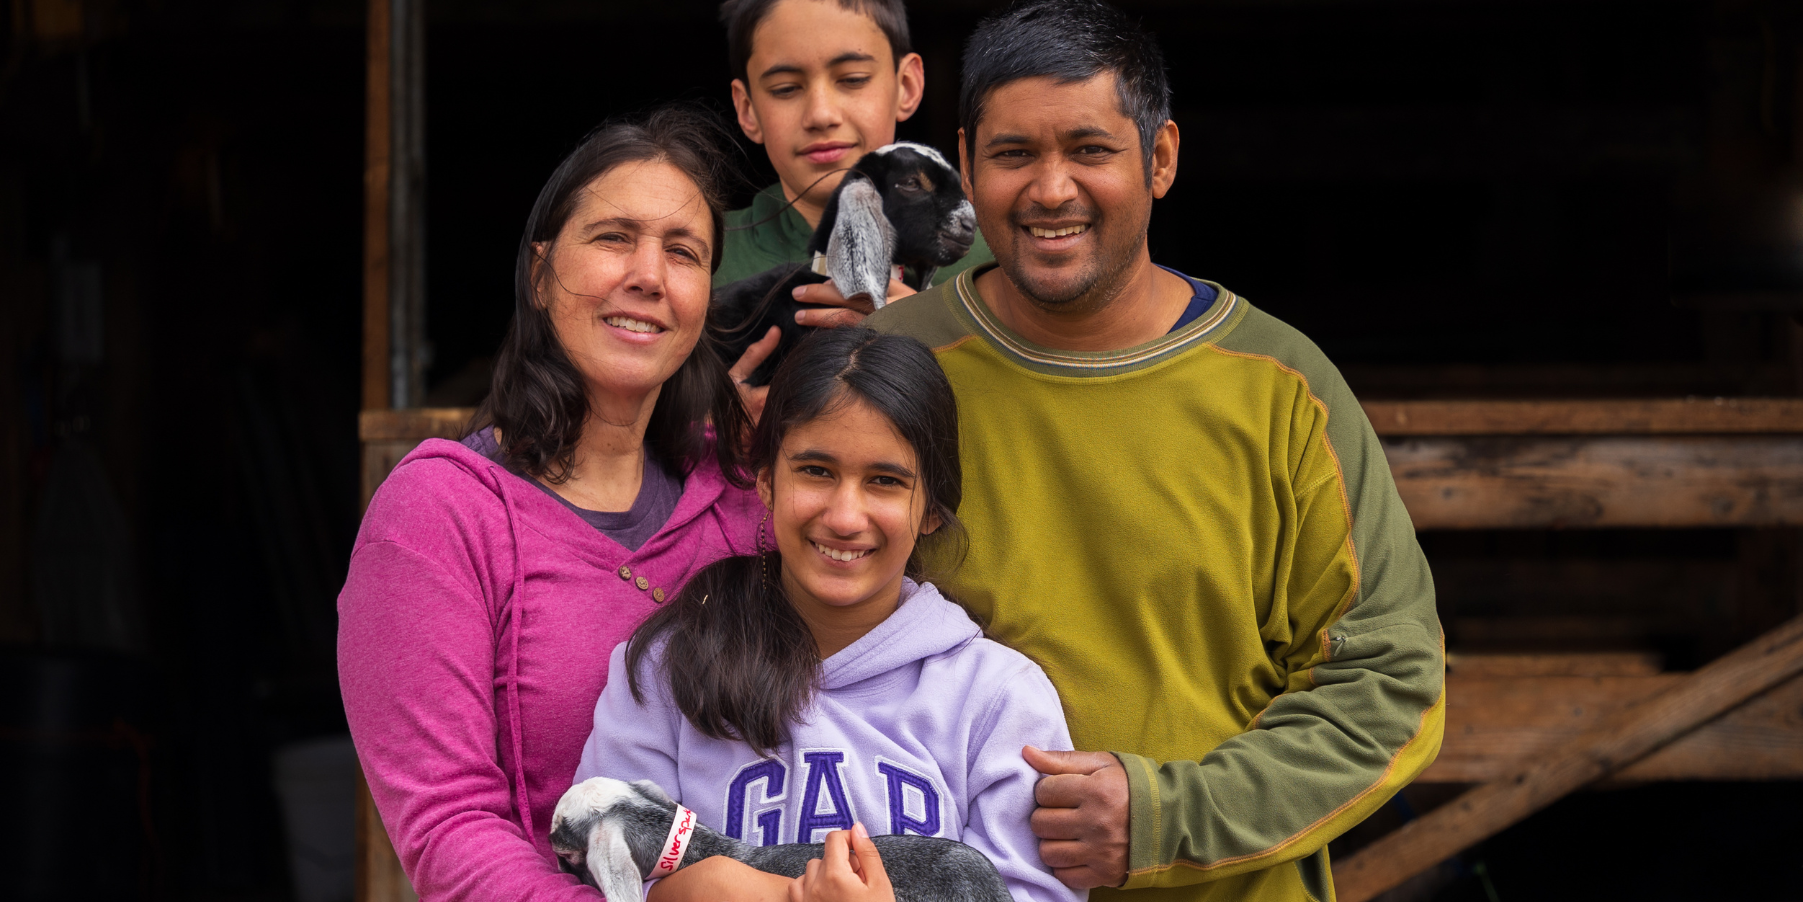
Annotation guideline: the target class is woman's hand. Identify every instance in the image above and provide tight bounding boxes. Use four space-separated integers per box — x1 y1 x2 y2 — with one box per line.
788 824 894 902
729 326 782 426
791 278 915 329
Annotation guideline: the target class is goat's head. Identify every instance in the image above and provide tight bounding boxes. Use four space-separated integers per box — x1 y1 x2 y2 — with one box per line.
806 142 977 307
550 777 680 902
860 142 976 270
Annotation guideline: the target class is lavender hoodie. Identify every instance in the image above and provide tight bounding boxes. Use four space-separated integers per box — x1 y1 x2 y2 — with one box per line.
574 580 1086 902
339 437 762 901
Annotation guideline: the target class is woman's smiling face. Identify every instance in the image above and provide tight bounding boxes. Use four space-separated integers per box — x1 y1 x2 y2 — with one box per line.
537 159 715 406
760 393 940 629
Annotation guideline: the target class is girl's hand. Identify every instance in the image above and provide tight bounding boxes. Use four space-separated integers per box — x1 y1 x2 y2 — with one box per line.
788 824 894 902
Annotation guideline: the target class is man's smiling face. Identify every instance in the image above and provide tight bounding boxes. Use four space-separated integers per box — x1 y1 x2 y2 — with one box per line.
963 72 1171 313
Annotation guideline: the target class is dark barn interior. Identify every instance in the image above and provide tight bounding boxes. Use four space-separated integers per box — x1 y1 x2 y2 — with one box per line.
2 0 1801 900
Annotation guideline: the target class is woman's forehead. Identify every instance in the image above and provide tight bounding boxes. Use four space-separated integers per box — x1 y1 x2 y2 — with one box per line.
567 160 711 237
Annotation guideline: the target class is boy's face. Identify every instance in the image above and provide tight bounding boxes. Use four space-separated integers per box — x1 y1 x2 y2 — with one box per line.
732 0 924 219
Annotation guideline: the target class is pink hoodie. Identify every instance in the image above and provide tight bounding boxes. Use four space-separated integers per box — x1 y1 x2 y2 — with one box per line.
338 438 762 901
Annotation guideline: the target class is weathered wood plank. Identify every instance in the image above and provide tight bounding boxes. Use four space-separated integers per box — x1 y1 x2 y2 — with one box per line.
1446 651 1663 678
1333 614 1803 902
1362 398 1803 435
359 407 474 442
361 0 392 413
1423 671 1803 783
1386 436 1803 528
356 764 417 902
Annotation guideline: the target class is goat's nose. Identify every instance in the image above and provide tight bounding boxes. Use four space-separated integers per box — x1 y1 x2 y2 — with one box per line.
948 204 976 240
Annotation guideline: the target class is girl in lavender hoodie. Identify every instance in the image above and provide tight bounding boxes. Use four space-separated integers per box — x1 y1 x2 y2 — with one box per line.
573 329 1083 902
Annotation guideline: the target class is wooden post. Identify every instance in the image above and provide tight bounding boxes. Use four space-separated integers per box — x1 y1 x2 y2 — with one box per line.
357 1 424 894
361 0 391 412
1332 613 1803 902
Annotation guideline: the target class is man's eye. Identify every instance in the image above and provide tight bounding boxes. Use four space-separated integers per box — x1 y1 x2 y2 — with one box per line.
768 85 800 99
840 75 871 88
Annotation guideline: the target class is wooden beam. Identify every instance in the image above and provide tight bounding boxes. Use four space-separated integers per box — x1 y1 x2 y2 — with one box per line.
359 407 474 442
361 0 392 412
1332 613 1803 902
1424 670 1803 783
1361 398 1803 436
1386 436 1803 528
356 764 417 902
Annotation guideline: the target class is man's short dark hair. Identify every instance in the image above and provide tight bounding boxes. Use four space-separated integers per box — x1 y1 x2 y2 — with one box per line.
721 0 913 85
959 0 1171 178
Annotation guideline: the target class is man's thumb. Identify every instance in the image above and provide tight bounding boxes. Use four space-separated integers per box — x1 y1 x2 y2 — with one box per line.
1023 745 1116 776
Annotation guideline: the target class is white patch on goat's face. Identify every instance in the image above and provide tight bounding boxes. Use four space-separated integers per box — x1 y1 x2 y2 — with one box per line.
554 777 636 831
874 142 952 174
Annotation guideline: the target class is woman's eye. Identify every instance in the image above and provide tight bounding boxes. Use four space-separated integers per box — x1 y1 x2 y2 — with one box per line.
799 465 831 478
871 475 906 488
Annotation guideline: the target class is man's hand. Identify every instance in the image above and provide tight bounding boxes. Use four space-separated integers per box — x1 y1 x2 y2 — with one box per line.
791 278 915 329
788 824 895 902
728 326 781 426
1024 746 1131 890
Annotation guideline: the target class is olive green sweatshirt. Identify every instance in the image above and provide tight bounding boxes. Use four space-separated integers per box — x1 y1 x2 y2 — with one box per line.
866 267 1445 902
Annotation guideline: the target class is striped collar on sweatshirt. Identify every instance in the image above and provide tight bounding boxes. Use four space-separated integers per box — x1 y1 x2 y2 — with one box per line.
946 264 1242 375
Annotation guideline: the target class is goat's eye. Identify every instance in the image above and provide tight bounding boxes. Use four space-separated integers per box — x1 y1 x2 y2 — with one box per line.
897 176 921 192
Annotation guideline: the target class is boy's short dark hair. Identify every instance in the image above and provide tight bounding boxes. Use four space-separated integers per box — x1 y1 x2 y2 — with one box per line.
959 0 1171 179
720 0 913 84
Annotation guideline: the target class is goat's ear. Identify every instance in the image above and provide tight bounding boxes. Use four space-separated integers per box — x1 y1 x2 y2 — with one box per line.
630 779 676 807
825 175 897 308
586 815 646 902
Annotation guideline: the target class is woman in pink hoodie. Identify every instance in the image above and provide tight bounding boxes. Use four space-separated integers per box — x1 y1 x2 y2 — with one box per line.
338 108 770 901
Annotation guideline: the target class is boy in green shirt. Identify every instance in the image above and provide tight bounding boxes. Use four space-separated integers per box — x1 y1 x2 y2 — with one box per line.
715 0 994 316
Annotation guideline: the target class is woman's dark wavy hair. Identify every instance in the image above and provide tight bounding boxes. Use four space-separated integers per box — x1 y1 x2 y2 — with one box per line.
625 328 965 755
471 106 751 486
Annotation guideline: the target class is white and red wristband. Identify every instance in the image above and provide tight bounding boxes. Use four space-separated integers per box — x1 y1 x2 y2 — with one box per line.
650 805 697 879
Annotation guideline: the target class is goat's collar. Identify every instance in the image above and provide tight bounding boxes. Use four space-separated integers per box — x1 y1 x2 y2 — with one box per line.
810 251 904 284
651 805 697 879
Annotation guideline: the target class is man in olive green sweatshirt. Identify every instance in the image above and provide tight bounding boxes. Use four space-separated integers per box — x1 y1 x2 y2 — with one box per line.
864 3 1445 901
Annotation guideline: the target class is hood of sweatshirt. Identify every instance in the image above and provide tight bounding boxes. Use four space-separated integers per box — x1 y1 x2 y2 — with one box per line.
818 579 982 691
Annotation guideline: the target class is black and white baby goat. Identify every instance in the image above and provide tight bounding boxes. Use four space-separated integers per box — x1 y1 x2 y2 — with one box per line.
551 777 1011 902
713 142 976 385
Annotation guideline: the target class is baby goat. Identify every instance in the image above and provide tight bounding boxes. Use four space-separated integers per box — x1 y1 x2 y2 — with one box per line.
551 777 1011 902
714 142 977 385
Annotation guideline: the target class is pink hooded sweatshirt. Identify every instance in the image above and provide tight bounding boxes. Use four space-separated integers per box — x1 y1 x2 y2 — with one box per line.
338 437 762 901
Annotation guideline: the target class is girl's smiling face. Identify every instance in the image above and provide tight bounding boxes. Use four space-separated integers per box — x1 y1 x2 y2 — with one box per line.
759 393 941 638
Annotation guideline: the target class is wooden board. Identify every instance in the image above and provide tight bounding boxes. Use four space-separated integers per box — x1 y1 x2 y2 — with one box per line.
1333 614 1803 902
358 400 1803 442
1425 670 1803 783
1362 398 1803 435
1386 436 1803 528
359 408 474 442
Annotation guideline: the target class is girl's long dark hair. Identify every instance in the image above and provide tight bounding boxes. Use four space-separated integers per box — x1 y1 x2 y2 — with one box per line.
626 328 965 755
471 106 751 486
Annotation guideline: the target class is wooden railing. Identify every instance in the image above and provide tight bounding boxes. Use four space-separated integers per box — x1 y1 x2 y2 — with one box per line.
351 398 1803 902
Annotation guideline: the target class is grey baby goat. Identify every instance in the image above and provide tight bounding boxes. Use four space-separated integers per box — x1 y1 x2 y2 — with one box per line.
551 777 1012 902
